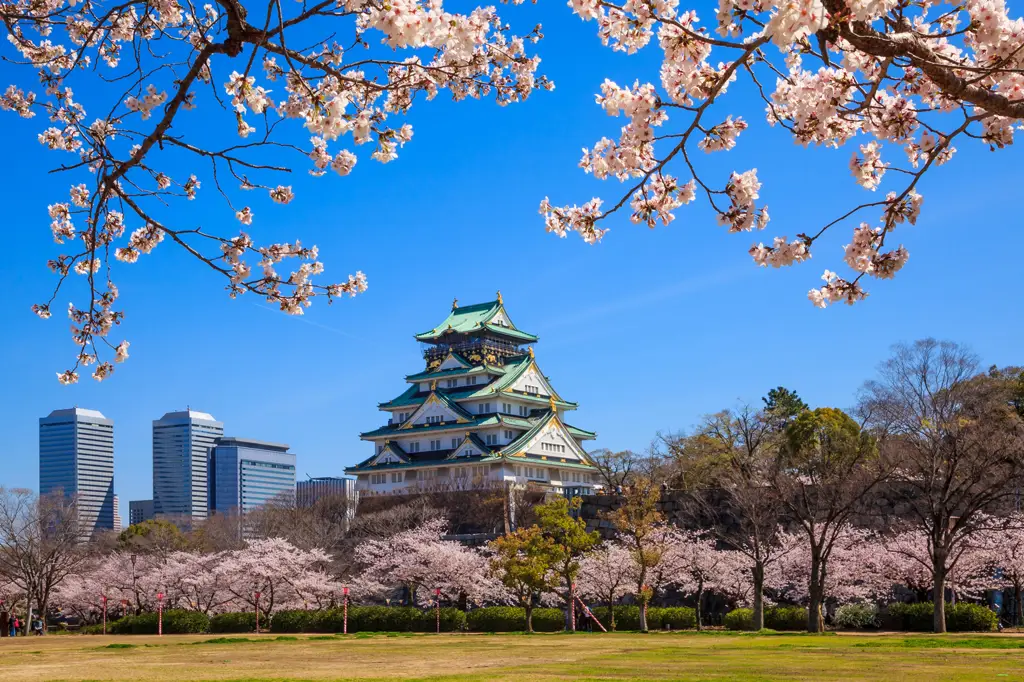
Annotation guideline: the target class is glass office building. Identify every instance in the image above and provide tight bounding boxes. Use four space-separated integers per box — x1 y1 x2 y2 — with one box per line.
153 410 223 522
39 407 115 539
209 438 296 515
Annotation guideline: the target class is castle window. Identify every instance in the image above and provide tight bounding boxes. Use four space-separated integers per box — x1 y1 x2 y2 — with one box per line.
426 415 442 424
390 472 403 483
485 434 498 445
504 430 514 440
525 385 539 395
519 405 528 416
502 402 513 414
451 437 460 449
409 442 421 453
430 439 441 451
446 379 458 388
468 376 477 385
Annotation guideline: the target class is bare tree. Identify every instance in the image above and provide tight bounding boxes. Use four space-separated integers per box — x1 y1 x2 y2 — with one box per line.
665 405 788 631
590 449 642 491
0 489 86 632
859 339 1024 633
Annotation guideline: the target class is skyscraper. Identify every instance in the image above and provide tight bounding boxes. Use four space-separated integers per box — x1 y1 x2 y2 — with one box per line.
296 476 355 508
128 499 154 525
209 438 296 515
39 407 115 539
153 410 223 522
113 494 122 532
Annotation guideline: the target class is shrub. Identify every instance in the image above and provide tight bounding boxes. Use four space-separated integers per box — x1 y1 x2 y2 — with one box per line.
884 602 934 632
466 607 563 632
765 606 807 631
724 608 754 631
589 606 662 631
107 610 209 634
269 610 315 633
654 607 696 630
835 603 879 630
209 612 257 633
945 603 997 632
346 606 466 633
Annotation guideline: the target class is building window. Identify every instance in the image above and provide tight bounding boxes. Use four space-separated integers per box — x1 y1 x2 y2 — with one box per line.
468 376 477 385
525 385 539 395
518 405 528 416
485 434 498 445
478 403 492 415
391 472 403 483
370 473 386 484
504 430 514 440
409 442 421 453
451 437 460 449
541 442 567 454
502 402 512 414
430 439 441 451
446 379 458 388
426 415 442 424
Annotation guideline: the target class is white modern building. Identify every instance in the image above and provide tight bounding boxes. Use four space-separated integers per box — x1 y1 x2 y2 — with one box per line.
113 494 122 532
345 294 601 496
39 407 115 539
296 476 355 508
209 438 297 515
153 409 223 522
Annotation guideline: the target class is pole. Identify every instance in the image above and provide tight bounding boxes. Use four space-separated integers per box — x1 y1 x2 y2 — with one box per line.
570 583 576 632
575 594 606 632
435 588 441 634
102 596 107 635
157 593 163 636
254 592 261 634
343 587 349 635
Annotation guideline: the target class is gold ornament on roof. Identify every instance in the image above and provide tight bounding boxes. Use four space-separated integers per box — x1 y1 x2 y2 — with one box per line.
496 290 503 304
549 395 557 413
452 297 459 310
431 379 437 391
528 347 534 358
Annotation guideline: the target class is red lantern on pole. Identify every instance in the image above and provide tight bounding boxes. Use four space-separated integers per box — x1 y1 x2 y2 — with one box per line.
435 588 441 634
254 592 261 634
342 587 349 635
156 593 164 636
101 595 108 635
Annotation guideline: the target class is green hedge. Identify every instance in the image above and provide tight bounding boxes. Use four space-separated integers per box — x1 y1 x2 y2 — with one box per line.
724 606 807 631
107 610 209 634
658 607 697 630
885 602 996 632
587 606 696 631
766 606 807 631
209 612 258 633
269 607 466 634
465 607 563 632
723 608 754 631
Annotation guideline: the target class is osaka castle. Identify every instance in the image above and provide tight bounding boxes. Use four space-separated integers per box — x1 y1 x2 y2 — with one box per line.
346 294 602 496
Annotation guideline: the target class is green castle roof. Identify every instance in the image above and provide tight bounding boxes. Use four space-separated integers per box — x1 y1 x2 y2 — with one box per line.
414 298 538 343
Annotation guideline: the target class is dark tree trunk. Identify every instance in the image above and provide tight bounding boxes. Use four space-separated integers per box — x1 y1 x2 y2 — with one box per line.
752 563 765 631
933 556 948 634
525 603 534 633
807 547 824 633
695 581 704 631
1015 582 1022 627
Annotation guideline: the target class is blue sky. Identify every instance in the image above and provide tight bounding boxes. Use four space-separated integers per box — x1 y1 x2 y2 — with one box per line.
2 1 1022 505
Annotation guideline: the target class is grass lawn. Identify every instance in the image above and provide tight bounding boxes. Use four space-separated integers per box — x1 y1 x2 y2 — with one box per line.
1 631 1023 681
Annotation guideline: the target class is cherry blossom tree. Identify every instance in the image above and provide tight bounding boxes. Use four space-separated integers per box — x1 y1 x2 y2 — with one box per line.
880 526 998 604
217 537 333 619
540 0 1024 308
154 551 233 614
666 529 746 629
992 514 1024 627
2 0 549 382
355 518 500 607
576 542 632 630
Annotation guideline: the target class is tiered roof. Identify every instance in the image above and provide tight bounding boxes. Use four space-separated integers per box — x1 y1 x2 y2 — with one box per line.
415 296 538 344
347 295 597 476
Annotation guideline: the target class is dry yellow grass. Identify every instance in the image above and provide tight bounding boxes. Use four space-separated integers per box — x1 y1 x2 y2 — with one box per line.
1 631 1023 681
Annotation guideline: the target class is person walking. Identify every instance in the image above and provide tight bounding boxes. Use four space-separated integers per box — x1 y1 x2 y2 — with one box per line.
11 614 20 637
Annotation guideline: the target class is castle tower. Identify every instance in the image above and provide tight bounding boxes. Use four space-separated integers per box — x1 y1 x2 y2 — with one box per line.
346 294 600 495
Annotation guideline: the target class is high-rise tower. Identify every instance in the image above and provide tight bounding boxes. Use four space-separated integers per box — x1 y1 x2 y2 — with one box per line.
152 409 223 522
39 407 115 539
